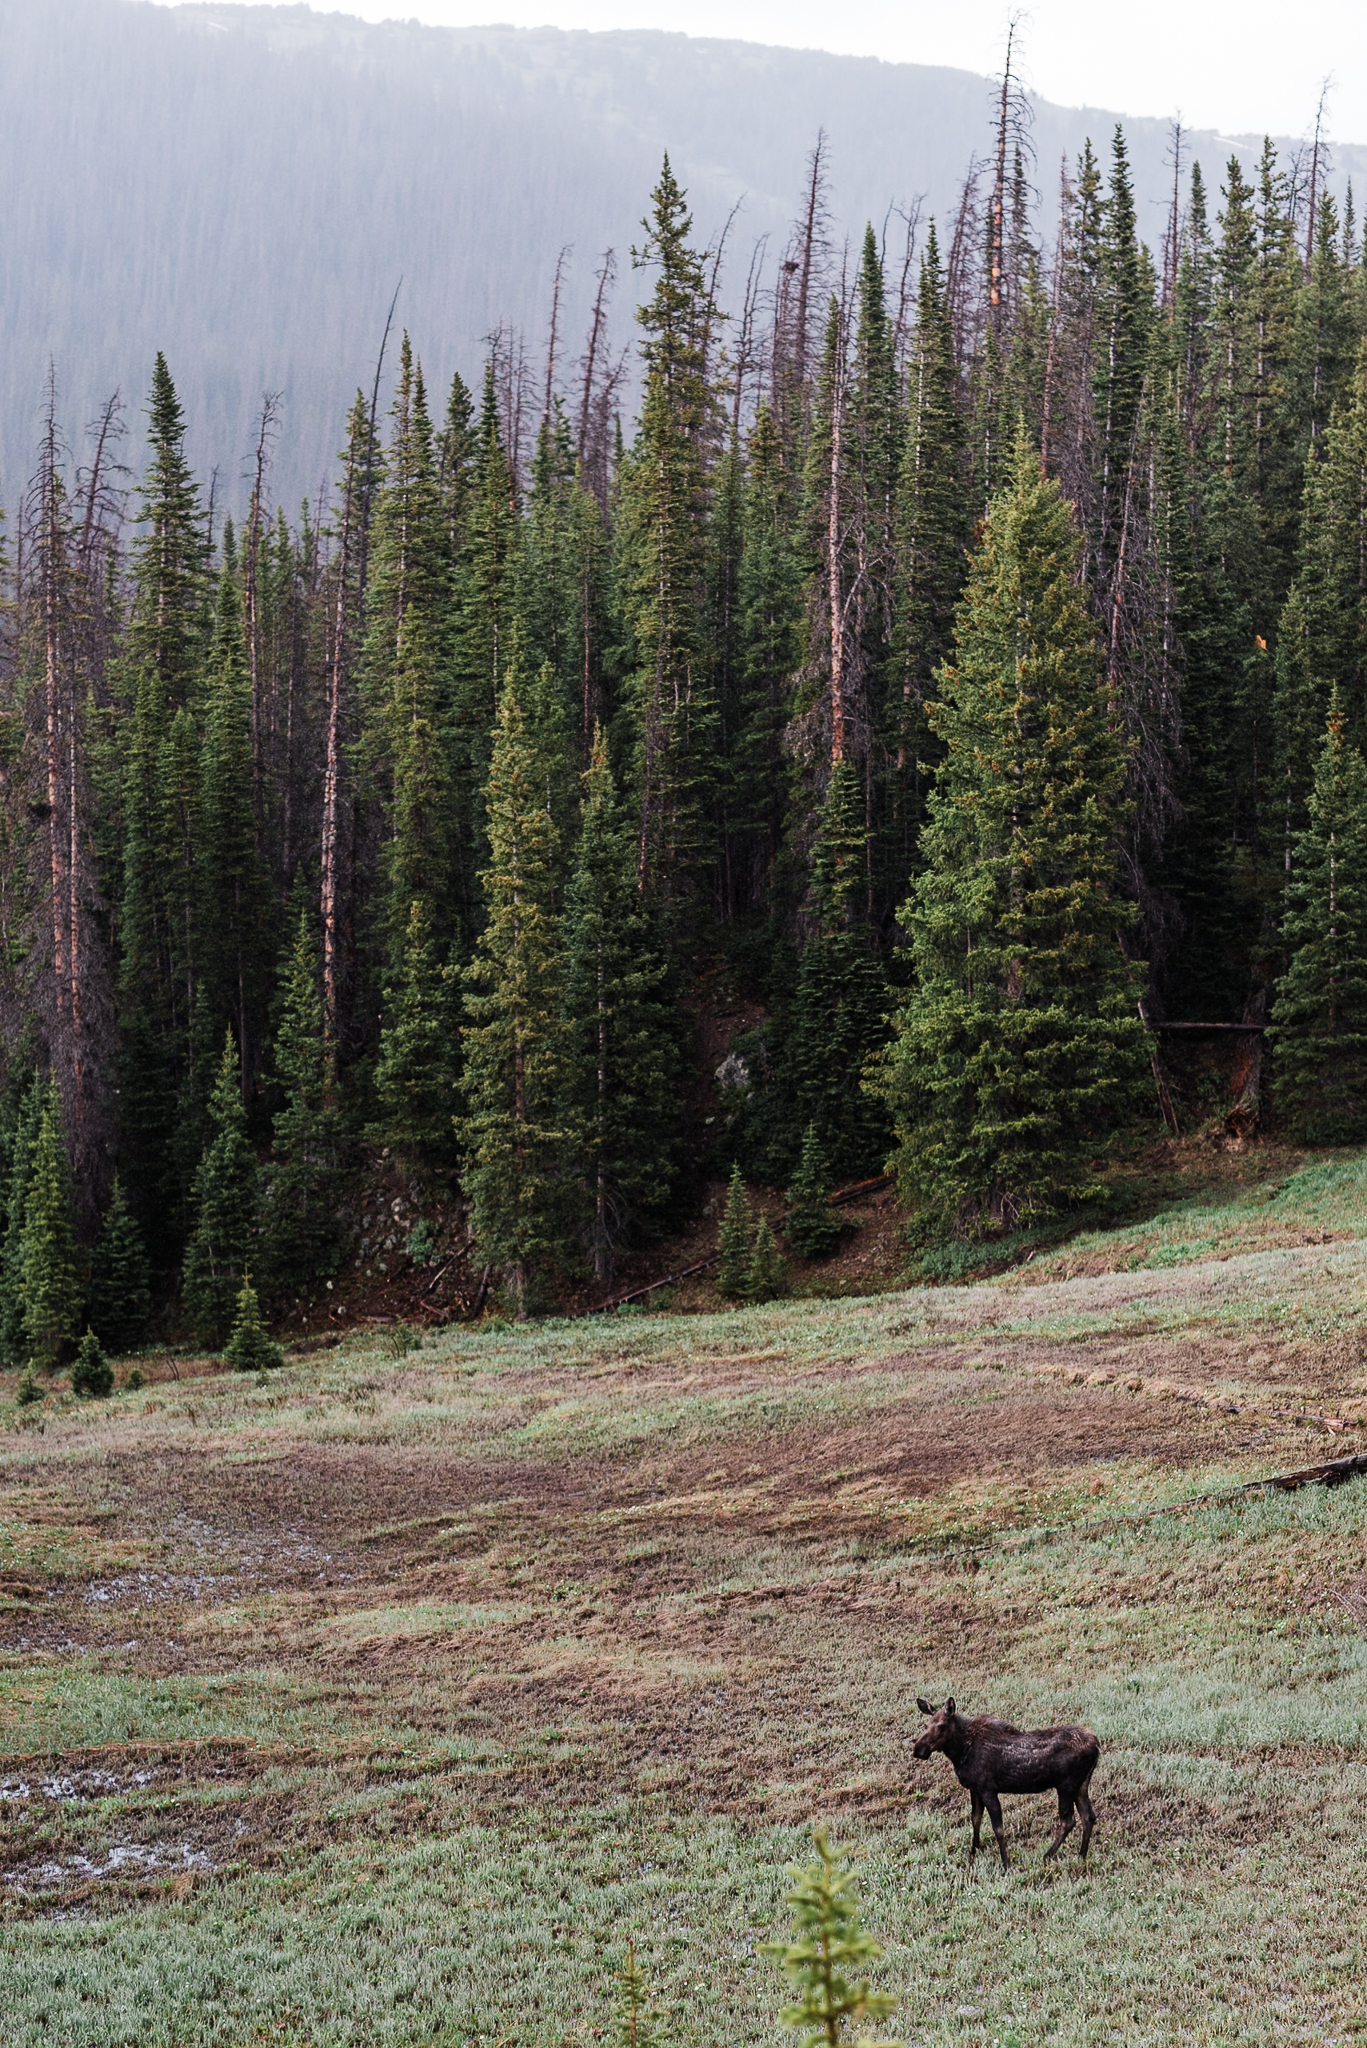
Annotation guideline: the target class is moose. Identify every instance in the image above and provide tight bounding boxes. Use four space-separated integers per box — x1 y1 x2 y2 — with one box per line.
912 1696 1100 1869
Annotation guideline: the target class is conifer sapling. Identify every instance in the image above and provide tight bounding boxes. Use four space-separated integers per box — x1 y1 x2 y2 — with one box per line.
71 1330 114 1400
223 1274 285 1373
21 1093 84 1371
785 1125 844 1259
763 1827 899 2048
89 1176 152 1355
744 1214 786 1304
716 1165 753 1300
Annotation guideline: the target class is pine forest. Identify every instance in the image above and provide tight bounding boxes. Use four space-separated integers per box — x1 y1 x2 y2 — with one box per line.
5 89 1367 1348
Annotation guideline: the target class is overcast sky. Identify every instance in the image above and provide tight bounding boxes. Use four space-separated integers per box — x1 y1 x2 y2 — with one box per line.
157 0 1365 144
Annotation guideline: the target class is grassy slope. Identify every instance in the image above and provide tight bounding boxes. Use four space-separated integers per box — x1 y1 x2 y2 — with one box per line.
2 1151 1366 2045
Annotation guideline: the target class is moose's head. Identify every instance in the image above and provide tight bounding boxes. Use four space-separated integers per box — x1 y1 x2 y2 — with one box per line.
913 1695 959 1759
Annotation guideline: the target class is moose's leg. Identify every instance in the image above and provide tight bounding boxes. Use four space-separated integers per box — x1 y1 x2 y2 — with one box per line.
969 1792 985 1859
1043 1788 1075 1863
983 1789 1009 1871
1076 1774 1097 1861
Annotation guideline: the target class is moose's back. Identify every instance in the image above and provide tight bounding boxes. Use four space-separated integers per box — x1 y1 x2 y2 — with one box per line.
977 1722 1099 1795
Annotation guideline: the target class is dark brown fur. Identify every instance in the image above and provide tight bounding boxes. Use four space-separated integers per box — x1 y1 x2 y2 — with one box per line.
913 1695 1099 1869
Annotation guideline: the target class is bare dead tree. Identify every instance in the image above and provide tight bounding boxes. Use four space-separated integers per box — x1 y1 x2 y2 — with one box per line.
730 235 769 443
357 280 401 603
771 132 832 450
889 199 924 367
8 375 119 1214
243 391 281 815
1162 120 1184 318
577 249 616 467
542 244 572 427
1303 78 1333 273
946 159 985 374
986 18 1033 339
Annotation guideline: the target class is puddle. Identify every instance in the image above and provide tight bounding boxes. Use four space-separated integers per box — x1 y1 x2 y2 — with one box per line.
4 1839 213 1892
85 1572 239 1605
0 1766 157 1803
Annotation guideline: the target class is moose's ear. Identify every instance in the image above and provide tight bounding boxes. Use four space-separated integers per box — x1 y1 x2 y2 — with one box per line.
945 1696 956 1715
916 1697 934 1715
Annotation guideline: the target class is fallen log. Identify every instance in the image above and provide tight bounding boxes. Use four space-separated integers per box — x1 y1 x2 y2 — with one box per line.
582 1252 720 1316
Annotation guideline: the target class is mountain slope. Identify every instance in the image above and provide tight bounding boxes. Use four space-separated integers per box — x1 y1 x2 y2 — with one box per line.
1 0 1357 513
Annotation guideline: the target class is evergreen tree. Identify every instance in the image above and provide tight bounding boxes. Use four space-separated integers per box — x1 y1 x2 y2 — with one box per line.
126 353 209 714
562 727 679 1280
20 1091 84 1370
617 156 717 924
733 404 805 911
0 1076 43 1369
264 911 347 1289
372 897 456 1160
743 1213 785 1304
183 1030 260 1347
89 1175 152 1354
763 1827 899 2048
1270 696 1367 1140
716 1164 752 1300
196 562 271 1067
1093 129 1155 575
452 365 520 928
1292 341 1367 748
459 658 569 1317
886 224 969 894
881 441 1148 1230
223 1273 285 1373
71 1330 114 1399
784 1124 843 1259
781 760 891 1183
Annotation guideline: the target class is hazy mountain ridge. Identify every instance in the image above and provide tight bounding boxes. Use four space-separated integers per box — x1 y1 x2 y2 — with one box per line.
3 0 1359 514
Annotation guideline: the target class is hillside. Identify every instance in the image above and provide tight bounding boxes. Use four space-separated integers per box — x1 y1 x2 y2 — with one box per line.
1 0 1360 510
3 1145 1366 2039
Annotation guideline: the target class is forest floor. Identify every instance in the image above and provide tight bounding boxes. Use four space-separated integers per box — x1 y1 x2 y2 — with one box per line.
3 1143 1367 2044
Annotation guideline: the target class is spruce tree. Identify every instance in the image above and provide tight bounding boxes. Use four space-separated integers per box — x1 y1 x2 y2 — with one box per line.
733 404 805 909
196 562 271 1067
763 1827 898 2048
20 1091 84 1370
264 912 347 1289
126 353 209 714
886 224 969 890
785 1124 843 1259
452 365 519 930
562 727 679 1280
372 897 456 1161
781 760 891 1183
617 156 717 925
71 1330 114 1400
1270 696 1367 1141
89 1175 152 1354
183 1031 260 1347
743 1214 785 1305
0 1076 43 1369
716 1165 753 1300
881 440 1148 1230
223 1273 285 1373
459 658 568 1317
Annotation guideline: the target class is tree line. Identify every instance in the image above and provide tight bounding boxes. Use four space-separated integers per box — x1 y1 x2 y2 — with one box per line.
3 98 1367 1346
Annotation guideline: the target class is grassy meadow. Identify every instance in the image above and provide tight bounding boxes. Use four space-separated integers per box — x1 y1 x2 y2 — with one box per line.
3 1145 1367 2045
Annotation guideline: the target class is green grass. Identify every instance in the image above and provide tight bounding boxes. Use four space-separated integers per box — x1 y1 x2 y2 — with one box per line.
3 1145 1367 2043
